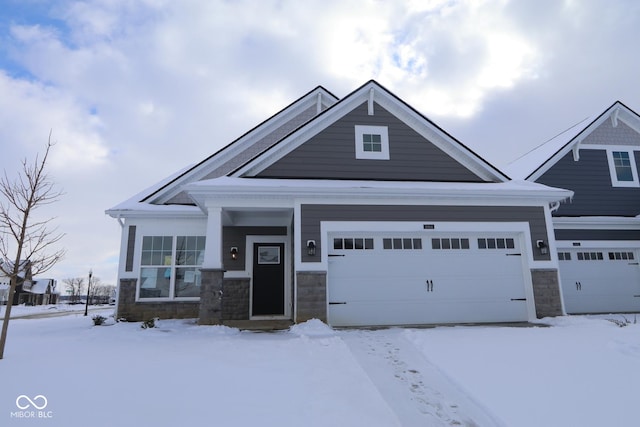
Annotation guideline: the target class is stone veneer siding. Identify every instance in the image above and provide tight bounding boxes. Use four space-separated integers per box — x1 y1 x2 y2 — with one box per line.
296 271 327 323
221 278 250 320
116 278 199 321
198 269 225 325
530 269 564 318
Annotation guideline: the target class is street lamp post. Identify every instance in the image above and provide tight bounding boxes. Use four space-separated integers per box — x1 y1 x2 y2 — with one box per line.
84 269 92 316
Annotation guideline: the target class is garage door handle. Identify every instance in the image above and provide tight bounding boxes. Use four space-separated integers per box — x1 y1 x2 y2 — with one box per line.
425 280 434 292
329 302 347 305
506 253 522 256
328 254 345 257
576 281 582 291
629 262 639 265
510 298 526 301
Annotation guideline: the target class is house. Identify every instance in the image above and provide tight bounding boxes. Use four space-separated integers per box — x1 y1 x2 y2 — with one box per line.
0 259 33 305
505 101 640 314
106 80 572 327
18 278 59 305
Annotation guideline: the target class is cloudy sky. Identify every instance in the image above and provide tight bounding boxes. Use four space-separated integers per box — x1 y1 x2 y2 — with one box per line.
1 0 639 287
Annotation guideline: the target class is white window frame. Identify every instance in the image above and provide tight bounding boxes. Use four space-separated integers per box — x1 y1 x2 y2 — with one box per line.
606 148 639 187
354 125 389 160
137 235 205 301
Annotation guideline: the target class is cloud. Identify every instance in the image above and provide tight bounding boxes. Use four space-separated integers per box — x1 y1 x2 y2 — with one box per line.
0 0 639 284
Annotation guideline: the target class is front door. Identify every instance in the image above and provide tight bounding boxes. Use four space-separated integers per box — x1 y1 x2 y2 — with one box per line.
252 243 285 316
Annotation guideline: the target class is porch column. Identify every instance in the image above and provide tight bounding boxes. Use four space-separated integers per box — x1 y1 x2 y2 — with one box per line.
203 206 223 269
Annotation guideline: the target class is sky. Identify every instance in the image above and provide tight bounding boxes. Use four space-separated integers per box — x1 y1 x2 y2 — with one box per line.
0 0 639 287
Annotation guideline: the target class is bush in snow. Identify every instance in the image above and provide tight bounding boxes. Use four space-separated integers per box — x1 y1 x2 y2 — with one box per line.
92 315 107 326
141 318 158 329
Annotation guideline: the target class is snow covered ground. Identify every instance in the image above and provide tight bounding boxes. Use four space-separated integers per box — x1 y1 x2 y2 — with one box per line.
0 308 639 426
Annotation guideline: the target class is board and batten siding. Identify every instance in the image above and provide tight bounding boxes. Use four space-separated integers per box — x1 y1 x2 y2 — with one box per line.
537 150 640 217
257 102 485 182
300 204 551 262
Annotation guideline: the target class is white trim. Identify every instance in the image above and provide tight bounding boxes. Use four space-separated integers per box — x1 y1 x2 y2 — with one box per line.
368 87 374 115
555 240 640 249
605 148 640 187
354 125 389 160
246 235 291 320
553 216 640 229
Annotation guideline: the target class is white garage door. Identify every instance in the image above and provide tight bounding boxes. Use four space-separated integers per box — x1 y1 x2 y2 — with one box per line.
327 232 530 326
558 247 640 314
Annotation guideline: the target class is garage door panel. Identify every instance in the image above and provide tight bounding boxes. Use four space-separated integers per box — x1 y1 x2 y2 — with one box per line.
328 232 530 326
559 248 640 314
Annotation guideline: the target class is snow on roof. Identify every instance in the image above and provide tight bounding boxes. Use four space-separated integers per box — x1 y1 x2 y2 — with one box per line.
27 278 57 294
504 115 593 180
186 176 573 204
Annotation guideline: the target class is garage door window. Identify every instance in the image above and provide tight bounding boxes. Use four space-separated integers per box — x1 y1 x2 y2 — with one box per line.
333 238 374 250
382 238 422 250
432 238 470 250
558 252 572 261
577 252 603 261
608 251 635 260
478 238 515 249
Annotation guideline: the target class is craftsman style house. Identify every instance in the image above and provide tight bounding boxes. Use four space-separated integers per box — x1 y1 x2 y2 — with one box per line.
506 101 640 314
107 81 572 327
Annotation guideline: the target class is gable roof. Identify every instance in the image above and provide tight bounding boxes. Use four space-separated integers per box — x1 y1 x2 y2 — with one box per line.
505 101 640 181
141 85 339 205
230 80 509 182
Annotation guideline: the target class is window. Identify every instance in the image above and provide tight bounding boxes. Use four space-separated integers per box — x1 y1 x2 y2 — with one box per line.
432 238 470 250
354 125 389 160
383 238 422 250
606 149 639 187
139 235 205 299
576 252 603 261
333 238 374 250
608 251 635 260
558 252 572 261
478 238 515 250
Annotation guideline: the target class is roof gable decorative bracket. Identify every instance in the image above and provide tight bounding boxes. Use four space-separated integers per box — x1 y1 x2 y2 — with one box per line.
316 92 322 114
368 87 375 115
572 139 582 161
611 107 620 127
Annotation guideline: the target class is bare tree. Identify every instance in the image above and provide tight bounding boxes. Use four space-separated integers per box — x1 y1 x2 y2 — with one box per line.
91 278 116 305
0 135 65 359
63 277 85 304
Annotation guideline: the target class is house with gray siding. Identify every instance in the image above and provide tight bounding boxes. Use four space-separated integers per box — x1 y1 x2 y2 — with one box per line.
506 101 640 314
107 80 572 328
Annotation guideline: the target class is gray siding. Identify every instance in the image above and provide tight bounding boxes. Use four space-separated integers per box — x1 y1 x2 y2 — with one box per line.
258 102 485 182
582 119 640 147
555 229 640 241
222 226 287 270
125 226 136 272
537 150 640 216
165 105 320 205
300 204 551 262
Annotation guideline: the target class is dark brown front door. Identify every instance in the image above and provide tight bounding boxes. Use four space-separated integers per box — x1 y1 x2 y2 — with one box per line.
252 243 285 316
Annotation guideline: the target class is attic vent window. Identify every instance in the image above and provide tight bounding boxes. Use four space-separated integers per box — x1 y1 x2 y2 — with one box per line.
354 125 389 160
606 149 639 187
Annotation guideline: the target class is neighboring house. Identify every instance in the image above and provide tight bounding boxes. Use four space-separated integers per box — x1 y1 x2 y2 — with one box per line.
106 80 572 327
18 278 59 305
505 101 640 315
0 259 33 305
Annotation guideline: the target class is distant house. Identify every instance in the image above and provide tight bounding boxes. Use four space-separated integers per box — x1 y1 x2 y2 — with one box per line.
0 259 33 305
505 101 640 314
18 278 59 305
107 80 572 327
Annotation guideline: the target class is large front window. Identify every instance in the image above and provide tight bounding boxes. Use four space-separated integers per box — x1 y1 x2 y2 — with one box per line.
139 235 205 299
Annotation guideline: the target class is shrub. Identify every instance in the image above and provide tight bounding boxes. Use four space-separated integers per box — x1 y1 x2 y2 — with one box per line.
141 318 157 329
92 315 107 326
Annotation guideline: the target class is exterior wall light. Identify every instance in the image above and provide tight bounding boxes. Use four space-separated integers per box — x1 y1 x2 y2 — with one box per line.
536 240 548 255
230 247 239 260
306 240 316 256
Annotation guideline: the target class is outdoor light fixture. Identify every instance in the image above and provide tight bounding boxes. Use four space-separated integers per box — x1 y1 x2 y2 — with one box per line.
230 247 239 260
536 240 548 255
306 240 316 256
